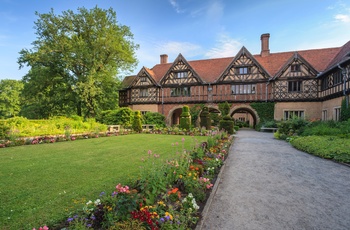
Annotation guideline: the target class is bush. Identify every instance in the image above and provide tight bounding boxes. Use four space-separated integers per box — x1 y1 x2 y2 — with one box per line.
200 106 211 130
142 112 166 127
290 136 350 163
219 116 234 134
132 111 142 132
180 106 191 130
276 117 309 138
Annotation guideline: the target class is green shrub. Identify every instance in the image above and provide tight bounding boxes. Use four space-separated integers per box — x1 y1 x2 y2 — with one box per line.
132 111 142 132
200 106 211 130
290 136 350 163
276 117 309 138
219 115 234 134
142 112 166 127
180 106 191 130
218 102 230 116
340 97 350 121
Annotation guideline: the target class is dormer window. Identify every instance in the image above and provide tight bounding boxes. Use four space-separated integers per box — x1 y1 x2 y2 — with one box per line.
176 71 188 79
236 67 250 75
140 77 147 85
291 64 301 72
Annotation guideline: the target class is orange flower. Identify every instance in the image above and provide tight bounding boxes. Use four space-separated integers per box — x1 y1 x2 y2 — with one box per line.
168 187 179 195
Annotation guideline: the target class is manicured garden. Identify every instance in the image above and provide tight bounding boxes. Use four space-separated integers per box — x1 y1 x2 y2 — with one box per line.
273 118 350 163
0 131 231 229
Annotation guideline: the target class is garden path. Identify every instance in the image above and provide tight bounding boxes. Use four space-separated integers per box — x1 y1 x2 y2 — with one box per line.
197 129 350 230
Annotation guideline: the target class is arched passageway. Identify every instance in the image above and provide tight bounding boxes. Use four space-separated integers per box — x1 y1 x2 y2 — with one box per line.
229 105 260 128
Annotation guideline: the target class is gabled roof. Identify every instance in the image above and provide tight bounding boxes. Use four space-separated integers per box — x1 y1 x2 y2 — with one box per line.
130 67 159 87
325 40 350 70
123 41 346 87
159 53 205 84
216 46 271 82
272 52 319 80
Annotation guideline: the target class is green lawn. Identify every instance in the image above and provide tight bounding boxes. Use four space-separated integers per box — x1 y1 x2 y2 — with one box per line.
0 134 207 229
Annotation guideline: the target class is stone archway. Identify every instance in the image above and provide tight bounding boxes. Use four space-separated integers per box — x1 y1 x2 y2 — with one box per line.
229 104 260 128
167 105 184 126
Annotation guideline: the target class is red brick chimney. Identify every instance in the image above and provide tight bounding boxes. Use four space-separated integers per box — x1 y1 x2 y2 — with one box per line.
260 33 270 57
160 54 168 64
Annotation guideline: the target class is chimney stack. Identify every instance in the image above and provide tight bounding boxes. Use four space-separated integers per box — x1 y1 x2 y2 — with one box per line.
260 33 270 57
160 54 168 64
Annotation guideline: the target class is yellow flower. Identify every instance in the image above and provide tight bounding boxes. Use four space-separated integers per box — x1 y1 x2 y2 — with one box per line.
193 177 196 180
179 175 183 179
188 173 192 176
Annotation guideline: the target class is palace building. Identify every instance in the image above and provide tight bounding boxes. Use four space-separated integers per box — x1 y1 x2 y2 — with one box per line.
119 34 350 126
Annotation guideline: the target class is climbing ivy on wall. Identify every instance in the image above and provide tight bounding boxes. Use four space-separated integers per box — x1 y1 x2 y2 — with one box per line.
340 97 350 121
250 102 275 122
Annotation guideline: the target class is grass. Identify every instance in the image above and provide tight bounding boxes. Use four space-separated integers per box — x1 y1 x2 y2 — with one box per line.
0 134 207 229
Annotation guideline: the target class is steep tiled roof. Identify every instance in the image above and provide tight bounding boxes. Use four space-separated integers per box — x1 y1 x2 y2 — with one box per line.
126 42 346 86
121 75 136 88
325 40 350 70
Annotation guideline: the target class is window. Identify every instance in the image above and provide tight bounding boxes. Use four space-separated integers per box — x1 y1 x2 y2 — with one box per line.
140 77 147 85
333 71 342 85
175 72 188 79
291 64 301 72
139 88 148 97
288 81 302 92
231 84 256 94
236 67 250 75
322 110 328 121
283 110 304 120
170 87 191 97
141 111 149 115
321 77 328 90
334 107 341 121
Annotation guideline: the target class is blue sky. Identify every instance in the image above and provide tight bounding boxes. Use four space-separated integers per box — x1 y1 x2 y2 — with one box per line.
1 0 350 80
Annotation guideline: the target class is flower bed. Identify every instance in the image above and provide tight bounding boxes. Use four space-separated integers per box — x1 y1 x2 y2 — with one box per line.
33 130 232 230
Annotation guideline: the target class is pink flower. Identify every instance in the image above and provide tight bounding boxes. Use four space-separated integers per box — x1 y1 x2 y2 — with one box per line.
148 150 152 155
43 226 49 230
182 137 185 142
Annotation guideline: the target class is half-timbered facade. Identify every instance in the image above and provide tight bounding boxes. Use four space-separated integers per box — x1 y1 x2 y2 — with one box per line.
119 34 350 126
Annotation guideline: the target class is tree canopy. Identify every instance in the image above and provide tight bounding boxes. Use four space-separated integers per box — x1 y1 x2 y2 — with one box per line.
0 79 24 118
18 6 139 118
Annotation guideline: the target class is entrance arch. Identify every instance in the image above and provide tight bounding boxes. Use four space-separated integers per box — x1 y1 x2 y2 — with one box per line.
229 104 260 128
167 106 183 126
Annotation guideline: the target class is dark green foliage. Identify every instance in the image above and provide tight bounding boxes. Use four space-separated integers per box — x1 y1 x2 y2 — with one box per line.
250 102 275 122
132 111 142 132
97 107 134 126
210 113 220 126
200 106 211 130
218 102 230 116
219 115 234 134
340 97 350 121
180 105 191 130
300 120 350 136
190 104 205 126
142 112 166 127
290 136 350 163
275 117 309 139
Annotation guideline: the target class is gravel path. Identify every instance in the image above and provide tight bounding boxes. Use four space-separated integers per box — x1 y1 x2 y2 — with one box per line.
197 129 350 230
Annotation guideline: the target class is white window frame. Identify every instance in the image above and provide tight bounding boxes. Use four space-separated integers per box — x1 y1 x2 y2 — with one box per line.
334 107 341 121
283 110 305 120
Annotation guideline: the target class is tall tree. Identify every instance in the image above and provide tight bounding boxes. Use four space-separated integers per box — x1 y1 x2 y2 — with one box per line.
0 79 24 118
18 6 138 118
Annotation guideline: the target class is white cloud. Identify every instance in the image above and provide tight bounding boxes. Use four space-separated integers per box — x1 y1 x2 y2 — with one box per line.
334 14 350 23
168 0 184 13
205 34 242 58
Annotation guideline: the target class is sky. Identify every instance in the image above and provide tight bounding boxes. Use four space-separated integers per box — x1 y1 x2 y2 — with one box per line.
0 0 350 80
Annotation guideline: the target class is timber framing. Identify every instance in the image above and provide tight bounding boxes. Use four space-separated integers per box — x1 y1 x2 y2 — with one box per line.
119 34 350 123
